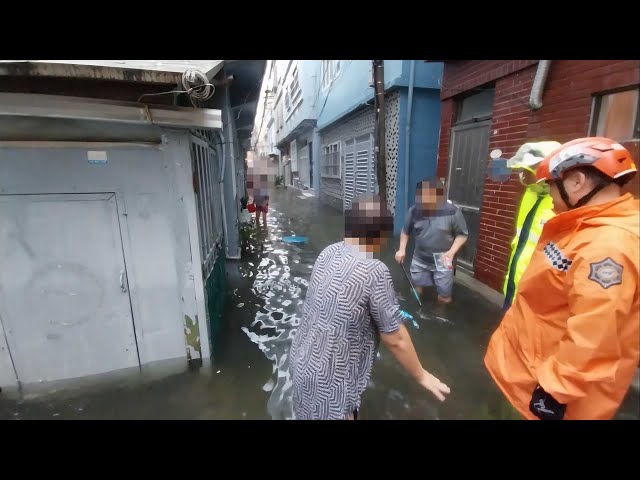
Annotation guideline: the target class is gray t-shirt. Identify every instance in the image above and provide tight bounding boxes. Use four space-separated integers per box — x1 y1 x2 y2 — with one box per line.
289 241 404 420
403 201 469 267
253 190 269 207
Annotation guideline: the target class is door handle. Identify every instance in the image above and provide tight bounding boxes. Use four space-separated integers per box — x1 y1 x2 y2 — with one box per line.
120 270 128 293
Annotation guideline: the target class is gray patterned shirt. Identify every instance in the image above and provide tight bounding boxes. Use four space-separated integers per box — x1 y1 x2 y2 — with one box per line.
403 201 469 267
290 241 403 420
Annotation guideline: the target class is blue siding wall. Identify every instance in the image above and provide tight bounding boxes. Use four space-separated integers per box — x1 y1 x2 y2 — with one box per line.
394 87 442 235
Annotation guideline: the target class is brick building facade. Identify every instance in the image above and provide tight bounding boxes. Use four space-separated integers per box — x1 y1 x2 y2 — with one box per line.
435 60 640 292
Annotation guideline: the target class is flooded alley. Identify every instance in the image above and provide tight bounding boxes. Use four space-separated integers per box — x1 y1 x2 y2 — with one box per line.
1 186 638 420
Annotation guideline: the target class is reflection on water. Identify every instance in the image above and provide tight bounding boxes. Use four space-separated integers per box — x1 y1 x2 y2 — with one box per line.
238 188 640 421
238 205 312 420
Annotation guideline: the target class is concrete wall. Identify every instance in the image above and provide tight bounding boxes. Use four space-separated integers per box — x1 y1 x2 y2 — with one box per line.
221 86 242 259
437 59 640 291
0 130 209 386
276 60 322 145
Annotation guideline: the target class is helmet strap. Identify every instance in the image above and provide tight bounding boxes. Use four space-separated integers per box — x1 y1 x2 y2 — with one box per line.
556 178 608 210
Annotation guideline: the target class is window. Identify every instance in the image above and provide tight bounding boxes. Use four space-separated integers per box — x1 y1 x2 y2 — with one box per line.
322 60 341 89
321 142 341 178
286 68 302 113
590 87 639 141
456 87 495 124
265 89 275 110
284 91 290 111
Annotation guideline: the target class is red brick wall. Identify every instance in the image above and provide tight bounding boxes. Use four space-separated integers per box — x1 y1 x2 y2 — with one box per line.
436 99 455 179
476 67 537 289
441 60 538 100
437 59 640 292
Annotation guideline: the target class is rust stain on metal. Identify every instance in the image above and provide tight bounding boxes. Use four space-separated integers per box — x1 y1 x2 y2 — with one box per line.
0 62 183 85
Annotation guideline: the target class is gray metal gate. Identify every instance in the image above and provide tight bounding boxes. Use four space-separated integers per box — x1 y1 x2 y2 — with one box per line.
447 120 491 270
343 134 375 210
190 133 224 279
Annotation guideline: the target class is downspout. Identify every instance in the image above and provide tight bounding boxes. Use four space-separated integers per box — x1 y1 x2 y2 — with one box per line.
404 60 416 217
529 60 552 110
217 132 228 256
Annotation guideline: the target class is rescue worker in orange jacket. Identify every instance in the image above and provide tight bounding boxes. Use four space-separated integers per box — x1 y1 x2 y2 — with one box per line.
484 137 639 420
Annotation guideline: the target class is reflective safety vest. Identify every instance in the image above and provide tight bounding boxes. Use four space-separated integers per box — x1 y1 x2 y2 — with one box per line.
502 187 555 308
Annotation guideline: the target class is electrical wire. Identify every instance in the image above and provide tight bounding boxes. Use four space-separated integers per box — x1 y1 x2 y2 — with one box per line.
136 68 215 106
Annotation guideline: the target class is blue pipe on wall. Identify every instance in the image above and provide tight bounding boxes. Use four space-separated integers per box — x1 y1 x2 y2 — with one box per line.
404 60 416 217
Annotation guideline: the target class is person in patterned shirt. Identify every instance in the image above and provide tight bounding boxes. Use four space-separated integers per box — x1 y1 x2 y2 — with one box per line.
289 194 450 420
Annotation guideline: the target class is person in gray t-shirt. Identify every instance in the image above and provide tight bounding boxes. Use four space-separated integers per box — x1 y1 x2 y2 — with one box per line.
290 194 450 420
396 177 468 304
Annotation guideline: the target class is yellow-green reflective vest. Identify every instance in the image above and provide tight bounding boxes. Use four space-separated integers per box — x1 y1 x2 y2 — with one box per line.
502 188 555 308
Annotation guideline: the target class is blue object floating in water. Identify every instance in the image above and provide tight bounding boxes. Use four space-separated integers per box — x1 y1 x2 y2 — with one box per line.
400 309 419 329
282 236 308 244
399 309 414 320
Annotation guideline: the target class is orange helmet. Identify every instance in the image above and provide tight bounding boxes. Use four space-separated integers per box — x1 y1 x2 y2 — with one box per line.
536 137 637 183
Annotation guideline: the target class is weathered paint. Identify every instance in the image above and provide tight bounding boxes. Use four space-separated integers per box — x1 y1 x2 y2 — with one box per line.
183 315 202 361
162 133 212 361
0 314 18 387
0 60 224 84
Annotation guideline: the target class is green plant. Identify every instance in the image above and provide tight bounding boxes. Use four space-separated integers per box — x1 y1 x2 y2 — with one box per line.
275 175 284 187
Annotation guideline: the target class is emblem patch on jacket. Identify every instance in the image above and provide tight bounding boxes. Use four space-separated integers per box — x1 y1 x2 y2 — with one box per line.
588 257 623 289
544 242 572 272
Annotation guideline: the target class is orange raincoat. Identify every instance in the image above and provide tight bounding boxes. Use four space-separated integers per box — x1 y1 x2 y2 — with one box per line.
485 193 640 420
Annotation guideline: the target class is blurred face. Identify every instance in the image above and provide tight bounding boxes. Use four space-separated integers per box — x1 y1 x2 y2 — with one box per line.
345 197 393 255
359 199 390 253
521 169 537 185
518 165 550 196
417 183 444 210
360 235 389 253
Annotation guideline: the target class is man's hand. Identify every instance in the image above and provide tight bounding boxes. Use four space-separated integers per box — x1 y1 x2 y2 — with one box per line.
395 250 406 264
443 250 454 264
418 370 451 402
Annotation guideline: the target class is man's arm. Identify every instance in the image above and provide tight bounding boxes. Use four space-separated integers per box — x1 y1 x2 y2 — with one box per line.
395 208 413 264
445 209 469 261
369 266 450 401
533 245 639 418
447 235 468 257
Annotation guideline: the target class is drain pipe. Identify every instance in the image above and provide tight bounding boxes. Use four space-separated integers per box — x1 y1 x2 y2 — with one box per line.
404 60 416 217
217 131 233 259
529 60 551 110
